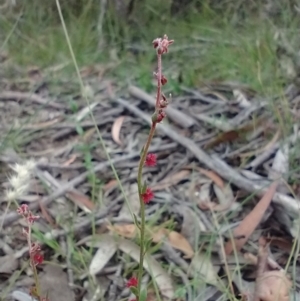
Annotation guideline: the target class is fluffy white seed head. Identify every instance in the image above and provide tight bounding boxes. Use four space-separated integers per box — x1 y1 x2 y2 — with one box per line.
24 159 36 172
6 189 18 201
11 164 30 182
9 175 22 189
6 160 36 201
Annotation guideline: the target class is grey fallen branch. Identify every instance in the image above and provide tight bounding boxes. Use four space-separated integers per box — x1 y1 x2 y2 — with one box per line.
0 140 177 226
116 97 300 218
128 85 195 128
0 91 65 109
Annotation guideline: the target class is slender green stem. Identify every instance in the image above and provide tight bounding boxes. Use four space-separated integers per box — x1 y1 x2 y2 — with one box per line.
32 262 40 299
136 49 163 300
27 227 41 299
136 123 157 297
155 53 162 108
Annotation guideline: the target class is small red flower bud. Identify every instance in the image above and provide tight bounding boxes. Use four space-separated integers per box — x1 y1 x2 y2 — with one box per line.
153 35 173 54
33 252 44 266
27 212 40 224
157 110 166 123
126 277 138 288
161 75 167 85
17 204 29 216
141 188 154 204
159 100 168 108
159 95 168 108
145 153 157 167
30 242 41 254
152 38 160 49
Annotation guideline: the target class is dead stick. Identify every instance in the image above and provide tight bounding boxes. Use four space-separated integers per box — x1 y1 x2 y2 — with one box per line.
116 97 300 216
0 91 65 109
0 153 136 227
128 85 195 128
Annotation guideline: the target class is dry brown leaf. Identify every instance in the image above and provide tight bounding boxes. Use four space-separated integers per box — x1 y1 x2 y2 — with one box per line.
29 118 61 129
151 228 169 242
66 191 95 212
205 119 265 150
151 228 194 259
103 179 118 192
112 116 125 145
0 255 18 274
264 236 293 252
256 271 291 301
204 130 240 149
27 66 43 82
89 234 118 276
152 170 190 191
107 224 138 238
39 265 75 301
196 168 224 188
108 224 194 258
118 238 175 299
38 199 56 228
81 127 96 142
200 184 237 212
62 154 77 167
168 231 194 259
225 182 278 255
240 130 280 158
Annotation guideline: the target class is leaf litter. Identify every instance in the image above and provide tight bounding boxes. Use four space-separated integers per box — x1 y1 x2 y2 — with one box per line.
1 63 300 301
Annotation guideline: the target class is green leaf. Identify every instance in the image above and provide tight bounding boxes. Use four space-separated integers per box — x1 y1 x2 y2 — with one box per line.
133 214 140 229
151 112 158 123
143 238 153 254
140 288 148 301
130 286 139 297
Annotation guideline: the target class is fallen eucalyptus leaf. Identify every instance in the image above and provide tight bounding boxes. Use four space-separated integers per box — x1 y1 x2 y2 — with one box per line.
118 183 140 220
89 235 118 276
118 238 175 299
256 270 292 301
112 116 125 146
11 291 38 301
151 228 194 259
225 182 278 255
0 254 18 274
39 265 75 301
190 252 220 286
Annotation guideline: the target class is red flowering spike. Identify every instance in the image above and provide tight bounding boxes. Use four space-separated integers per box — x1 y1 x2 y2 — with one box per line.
141 188 154 204
145 153 157 167
152 35 173 54
33 252 44 266
126 277 138 288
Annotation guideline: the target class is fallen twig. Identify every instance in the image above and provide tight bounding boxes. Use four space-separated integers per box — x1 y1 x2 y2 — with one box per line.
116 97 300 217
0 91 65 109
128 85 195 128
